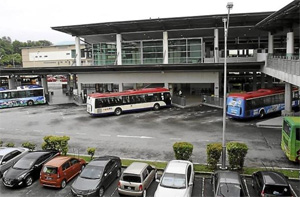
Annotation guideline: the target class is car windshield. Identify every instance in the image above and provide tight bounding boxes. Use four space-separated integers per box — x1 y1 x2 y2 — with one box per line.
122 174 141 183
264 185 292 196
80 165 104 179
217 183 242 197
13 158 35 170
42 166 58 174
160 173 186 189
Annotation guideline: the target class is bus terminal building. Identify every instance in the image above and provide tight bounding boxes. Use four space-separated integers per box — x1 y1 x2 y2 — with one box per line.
1 0 300 114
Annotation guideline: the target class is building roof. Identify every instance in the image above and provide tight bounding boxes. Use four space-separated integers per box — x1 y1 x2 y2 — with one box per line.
256 0 300 32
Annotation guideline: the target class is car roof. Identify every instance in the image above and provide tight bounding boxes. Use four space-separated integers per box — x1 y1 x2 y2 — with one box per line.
216 171 241 184
88 156 117 167
260 171 289 185
123 162 148 174
164 160 191 174
0 147 22 156
44 156 71 167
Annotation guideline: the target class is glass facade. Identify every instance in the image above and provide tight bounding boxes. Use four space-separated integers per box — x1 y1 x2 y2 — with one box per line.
92 37 202 66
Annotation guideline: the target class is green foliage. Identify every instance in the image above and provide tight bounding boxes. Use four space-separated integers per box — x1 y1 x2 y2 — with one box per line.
0 140 3 147
87 147 96 160
22 141 36 151
42 135 70 155
5 142 15 147
173 142 193 160
226 142 248 170
206 143 222 169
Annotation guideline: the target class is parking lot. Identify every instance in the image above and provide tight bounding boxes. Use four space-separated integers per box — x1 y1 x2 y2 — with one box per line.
0 172 299 197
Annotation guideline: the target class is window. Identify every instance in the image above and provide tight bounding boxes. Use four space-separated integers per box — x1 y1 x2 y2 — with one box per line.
2 153 14 163
11 150 21 158
142 169 148 180
122 174 142 183
296 128 300 141
70 158 79 165
62 161 71 171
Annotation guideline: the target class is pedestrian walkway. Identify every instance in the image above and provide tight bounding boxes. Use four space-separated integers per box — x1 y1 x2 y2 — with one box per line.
256 116 283 128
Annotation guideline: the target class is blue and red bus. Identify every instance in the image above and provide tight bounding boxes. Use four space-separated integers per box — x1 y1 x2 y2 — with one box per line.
227 87 299 119
87 87 172 116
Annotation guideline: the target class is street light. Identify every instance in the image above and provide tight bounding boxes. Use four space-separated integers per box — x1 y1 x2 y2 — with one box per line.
221 2 233 170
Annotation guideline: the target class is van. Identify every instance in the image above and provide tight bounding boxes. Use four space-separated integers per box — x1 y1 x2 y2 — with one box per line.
40 156 86 188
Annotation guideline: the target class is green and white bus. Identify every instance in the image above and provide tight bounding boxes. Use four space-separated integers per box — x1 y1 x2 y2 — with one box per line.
281 116 300 162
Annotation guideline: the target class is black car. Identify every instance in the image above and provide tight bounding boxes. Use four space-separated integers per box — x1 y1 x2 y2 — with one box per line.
252 171 293 196
71 156 121 197
212 170 248 197
2 150 59 188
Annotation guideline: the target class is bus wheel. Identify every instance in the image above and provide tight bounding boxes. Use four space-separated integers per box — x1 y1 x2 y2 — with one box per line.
259 110 265 118
114 108 122 116
27 100 34 106
153 103 160 111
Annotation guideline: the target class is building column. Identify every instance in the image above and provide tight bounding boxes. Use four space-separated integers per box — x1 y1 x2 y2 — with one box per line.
214 29 219 63
118 83 123 92
268 32 274 55
140 41 143 64
286 31 294 59
116 34 122 65
67 75 71 93
260 73 265 88
41 75 49 95
283 83 293 116
252 72 257 91
75 37 81 66
163 31 168 64
8 75 16 89
214 81 219 97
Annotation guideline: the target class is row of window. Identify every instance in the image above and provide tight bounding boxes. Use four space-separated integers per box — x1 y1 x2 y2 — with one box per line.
95 92 170 108
283 121 300 141
0 90 44 100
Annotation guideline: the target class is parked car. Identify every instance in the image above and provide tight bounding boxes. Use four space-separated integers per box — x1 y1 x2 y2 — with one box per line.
71 156 121 197
40 156 86 188
47 76 57 82
0 147 29 178
118 162 156 196
212 170 248 197
154 160 194 197
252 171 293 196
2 150 59 188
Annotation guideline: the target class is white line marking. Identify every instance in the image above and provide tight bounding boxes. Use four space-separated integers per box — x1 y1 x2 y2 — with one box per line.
244 178 250 197
207 110 212 112
76 132 86 135
117 135 153 139
26 190 32 195
202 177 205 197
170 138 181 140
33 130 43 132
111 187 118 196
290 184 297 197
55 131 65 134
213 109 218 112
208 120 214 123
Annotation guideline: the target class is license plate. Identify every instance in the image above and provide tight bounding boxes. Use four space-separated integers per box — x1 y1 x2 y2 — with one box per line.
126 186 132 190
46 177 52 180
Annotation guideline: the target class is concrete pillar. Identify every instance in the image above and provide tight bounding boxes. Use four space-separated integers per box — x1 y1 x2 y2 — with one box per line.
67 75 71 93
163 31 168 64
214 29 219 63
8 76 16 89
164 82 168 89
140 41 143 64
286 31 294 58
252 72 257 91
73 74 77 91
283 83 293 115
41 75 49 94
75 37 81 66
268 32 274 55
260 73 265 88
116 34 122 65
118 83 123 92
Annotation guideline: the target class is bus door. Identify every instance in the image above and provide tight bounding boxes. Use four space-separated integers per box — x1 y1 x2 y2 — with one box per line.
163 92 171 105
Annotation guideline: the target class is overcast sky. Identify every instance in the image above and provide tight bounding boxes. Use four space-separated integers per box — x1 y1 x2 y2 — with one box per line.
1 0 293 45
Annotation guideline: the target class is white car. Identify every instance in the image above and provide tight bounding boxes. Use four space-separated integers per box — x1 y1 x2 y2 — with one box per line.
0 147 29 178
154 160 194 197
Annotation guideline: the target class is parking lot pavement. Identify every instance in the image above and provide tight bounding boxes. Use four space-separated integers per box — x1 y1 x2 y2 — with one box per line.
1 173 299 197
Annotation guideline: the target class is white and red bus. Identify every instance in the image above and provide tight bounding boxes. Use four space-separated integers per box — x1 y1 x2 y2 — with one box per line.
87 87 172 116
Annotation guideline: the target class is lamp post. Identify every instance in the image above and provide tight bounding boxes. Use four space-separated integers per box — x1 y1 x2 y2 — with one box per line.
221 2 233 170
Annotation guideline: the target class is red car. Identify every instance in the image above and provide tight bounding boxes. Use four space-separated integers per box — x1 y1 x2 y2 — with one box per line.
40 156 86 188
47 77 57 82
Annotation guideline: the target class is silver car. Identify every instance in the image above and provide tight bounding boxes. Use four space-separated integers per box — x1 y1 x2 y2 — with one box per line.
0 147 29 178
118 162 156 196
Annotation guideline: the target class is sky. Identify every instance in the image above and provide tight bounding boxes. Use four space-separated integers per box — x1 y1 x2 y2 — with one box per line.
0 0 294 45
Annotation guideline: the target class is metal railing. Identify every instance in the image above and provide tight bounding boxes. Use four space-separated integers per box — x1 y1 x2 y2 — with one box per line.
201 95 224 108
172 95 186 106
267 56 300 76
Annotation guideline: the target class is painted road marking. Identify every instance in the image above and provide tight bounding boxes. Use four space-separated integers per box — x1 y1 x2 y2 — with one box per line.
33 129 43 132
117 135 154 139
170 138 181 140
55 131 65 134
202 177 205 197
76 132 86 135
111 187 118 197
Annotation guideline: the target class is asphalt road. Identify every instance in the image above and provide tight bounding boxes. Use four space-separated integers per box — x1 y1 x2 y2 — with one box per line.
0 103 299 169
0 173 299 197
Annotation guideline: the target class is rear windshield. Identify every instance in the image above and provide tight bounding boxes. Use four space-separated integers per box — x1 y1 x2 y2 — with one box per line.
122 174 141 183
264 185 291 196
42 166 58 174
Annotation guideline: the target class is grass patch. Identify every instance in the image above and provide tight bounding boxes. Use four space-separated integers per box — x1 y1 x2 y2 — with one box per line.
67 155 299 179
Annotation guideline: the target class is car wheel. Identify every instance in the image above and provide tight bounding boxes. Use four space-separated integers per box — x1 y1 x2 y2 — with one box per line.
27 100 34 106
114 108 122 116
61 179 67 189
25 176 33 187
259 110 265 118
116 168 121 178
153 103 160 111
98 187 105 197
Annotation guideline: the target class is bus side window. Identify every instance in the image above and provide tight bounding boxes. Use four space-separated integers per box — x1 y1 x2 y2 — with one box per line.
122 96 129 104
3 92 10 99
0 93 3 99
296 128 300 141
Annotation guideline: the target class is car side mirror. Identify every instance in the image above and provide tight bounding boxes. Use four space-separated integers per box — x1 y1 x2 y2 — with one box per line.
155 172 161 182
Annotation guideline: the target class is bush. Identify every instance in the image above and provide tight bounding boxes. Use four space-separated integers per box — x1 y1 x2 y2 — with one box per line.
227 142 248 170
42 135 70 155
5 142 15 147
173 142 193 160
22 142 36 151
87 147 96 160
0 140 3 147
207 143 222 169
